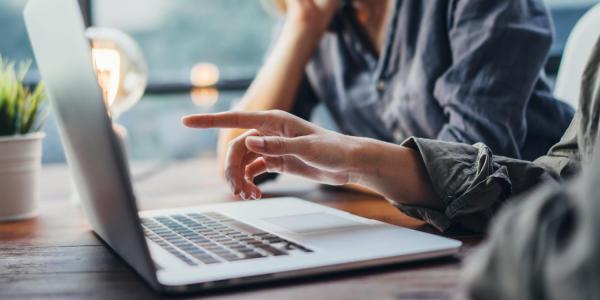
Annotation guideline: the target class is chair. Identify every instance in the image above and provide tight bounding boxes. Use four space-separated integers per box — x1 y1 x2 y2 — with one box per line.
554 3 600 109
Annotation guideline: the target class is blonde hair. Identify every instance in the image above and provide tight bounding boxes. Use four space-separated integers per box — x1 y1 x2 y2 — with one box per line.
261 0 287 16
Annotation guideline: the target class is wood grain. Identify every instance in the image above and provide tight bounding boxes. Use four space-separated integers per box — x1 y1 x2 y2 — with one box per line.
0 159 481 300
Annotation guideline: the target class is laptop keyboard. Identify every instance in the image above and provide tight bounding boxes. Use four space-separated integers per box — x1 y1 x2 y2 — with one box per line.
141 212 312 266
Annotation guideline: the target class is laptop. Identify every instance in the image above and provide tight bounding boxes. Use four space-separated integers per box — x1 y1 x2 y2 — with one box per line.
24 0 462 293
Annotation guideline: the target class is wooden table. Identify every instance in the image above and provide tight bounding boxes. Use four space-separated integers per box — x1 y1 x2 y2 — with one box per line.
0 158 481 300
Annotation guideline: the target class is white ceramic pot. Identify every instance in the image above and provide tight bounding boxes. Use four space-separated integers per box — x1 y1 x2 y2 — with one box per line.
0 132 45 222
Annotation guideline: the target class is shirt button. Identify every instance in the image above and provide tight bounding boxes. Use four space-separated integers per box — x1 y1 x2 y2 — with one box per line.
393 130 403 142
377 80 386 92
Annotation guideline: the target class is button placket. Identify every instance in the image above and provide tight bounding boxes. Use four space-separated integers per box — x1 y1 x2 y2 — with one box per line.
377 80 386 93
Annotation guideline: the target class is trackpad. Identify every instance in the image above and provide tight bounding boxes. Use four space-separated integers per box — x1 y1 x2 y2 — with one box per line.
262 212 364 235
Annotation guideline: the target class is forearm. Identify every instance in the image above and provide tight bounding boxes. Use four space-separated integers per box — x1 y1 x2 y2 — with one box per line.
239 23 322 112
348 138 441 210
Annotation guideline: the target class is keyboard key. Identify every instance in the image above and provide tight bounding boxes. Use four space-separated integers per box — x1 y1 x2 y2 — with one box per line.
143 212 311 265
222 256 243 262
198 257 220 264
256 244 287 256
242 252 265 259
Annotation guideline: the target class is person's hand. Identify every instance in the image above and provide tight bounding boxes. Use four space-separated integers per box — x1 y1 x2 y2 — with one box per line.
283 0 340 33
183 110 362 200
183 110 440 210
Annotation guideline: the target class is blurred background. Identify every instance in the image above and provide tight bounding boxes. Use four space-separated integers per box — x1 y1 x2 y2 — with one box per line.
0 0 598 165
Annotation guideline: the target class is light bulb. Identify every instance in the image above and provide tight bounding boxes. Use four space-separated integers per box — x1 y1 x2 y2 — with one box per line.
91 48 121 109
190 63 220 87
87 27 148 119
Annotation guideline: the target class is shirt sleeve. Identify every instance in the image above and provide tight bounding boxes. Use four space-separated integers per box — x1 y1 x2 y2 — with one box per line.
434 0 554 159
462 151 600 300
462 36 600 299
393 137 557 233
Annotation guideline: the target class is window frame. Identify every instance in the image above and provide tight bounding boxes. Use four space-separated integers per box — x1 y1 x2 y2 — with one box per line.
78 0 93 27
80 0 252 94
79 0 596 95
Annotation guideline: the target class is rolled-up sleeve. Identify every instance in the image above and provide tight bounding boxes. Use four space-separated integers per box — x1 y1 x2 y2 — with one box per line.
462 35 600 300
394 137 556 233
462 157 600 299
434 0 554 159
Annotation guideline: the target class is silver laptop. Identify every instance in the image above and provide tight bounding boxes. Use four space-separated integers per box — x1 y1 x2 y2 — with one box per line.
24 0 462 293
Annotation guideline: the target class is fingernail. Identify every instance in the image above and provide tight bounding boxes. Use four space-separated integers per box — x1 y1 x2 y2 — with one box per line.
246 137 265 150
240 191 246 200
250 191 257 200
181 116 194 127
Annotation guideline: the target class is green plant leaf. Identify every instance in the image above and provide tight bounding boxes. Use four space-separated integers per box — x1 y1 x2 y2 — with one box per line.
0 55 47 136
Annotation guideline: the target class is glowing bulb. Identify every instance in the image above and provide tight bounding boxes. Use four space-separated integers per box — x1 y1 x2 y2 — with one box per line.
190 63 220 87
87 27 148 119
91 48 121 109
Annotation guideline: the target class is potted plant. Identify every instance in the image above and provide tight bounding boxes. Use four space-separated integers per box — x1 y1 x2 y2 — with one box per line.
0 56 47 222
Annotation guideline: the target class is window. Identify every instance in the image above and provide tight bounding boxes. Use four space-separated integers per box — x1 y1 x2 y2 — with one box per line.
0 0 277 163
93 0 274 83
547 0 600 75
0 0 598 164
0 0 37 72
89 0 276 163
546 0 598 6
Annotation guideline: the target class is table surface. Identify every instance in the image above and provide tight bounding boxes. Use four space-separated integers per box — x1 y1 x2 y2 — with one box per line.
0 158 481 300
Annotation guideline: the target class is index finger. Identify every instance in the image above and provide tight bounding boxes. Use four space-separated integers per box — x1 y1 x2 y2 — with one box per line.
182 111 312 136
182 111 268 130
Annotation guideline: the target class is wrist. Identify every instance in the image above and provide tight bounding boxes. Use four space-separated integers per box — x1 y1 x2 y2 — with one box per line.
345 138 412 195
344 137 440 209
346 137 381 186
279 0 341 37
281 19 325 42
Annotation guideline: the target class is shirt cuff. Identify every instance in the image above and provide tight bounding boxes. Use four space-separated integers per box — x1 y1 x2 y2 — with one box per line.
393 137 513 232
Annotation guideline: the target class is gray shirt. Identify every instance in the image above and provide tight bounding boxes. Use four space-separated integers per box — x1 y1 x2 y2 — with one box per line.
393 40 599 233
461 38 600 300
293 0 574 160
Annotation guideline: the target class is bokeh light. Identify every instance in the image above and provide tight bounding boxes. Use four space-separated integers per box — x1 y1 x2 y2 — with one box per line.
190 63 220 87
191 87 219 107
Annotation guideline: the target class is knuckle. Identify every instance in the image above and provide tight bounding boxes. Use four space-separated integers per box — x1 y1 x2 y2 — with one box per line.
270 109 286 116
229 135 248 151
265 157 283 173
270 110 290 122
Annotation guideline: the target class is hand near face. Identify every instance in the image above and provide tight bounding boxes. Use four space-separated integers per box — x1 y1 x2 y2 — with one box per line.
183 110 360 199
283 0 340 32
